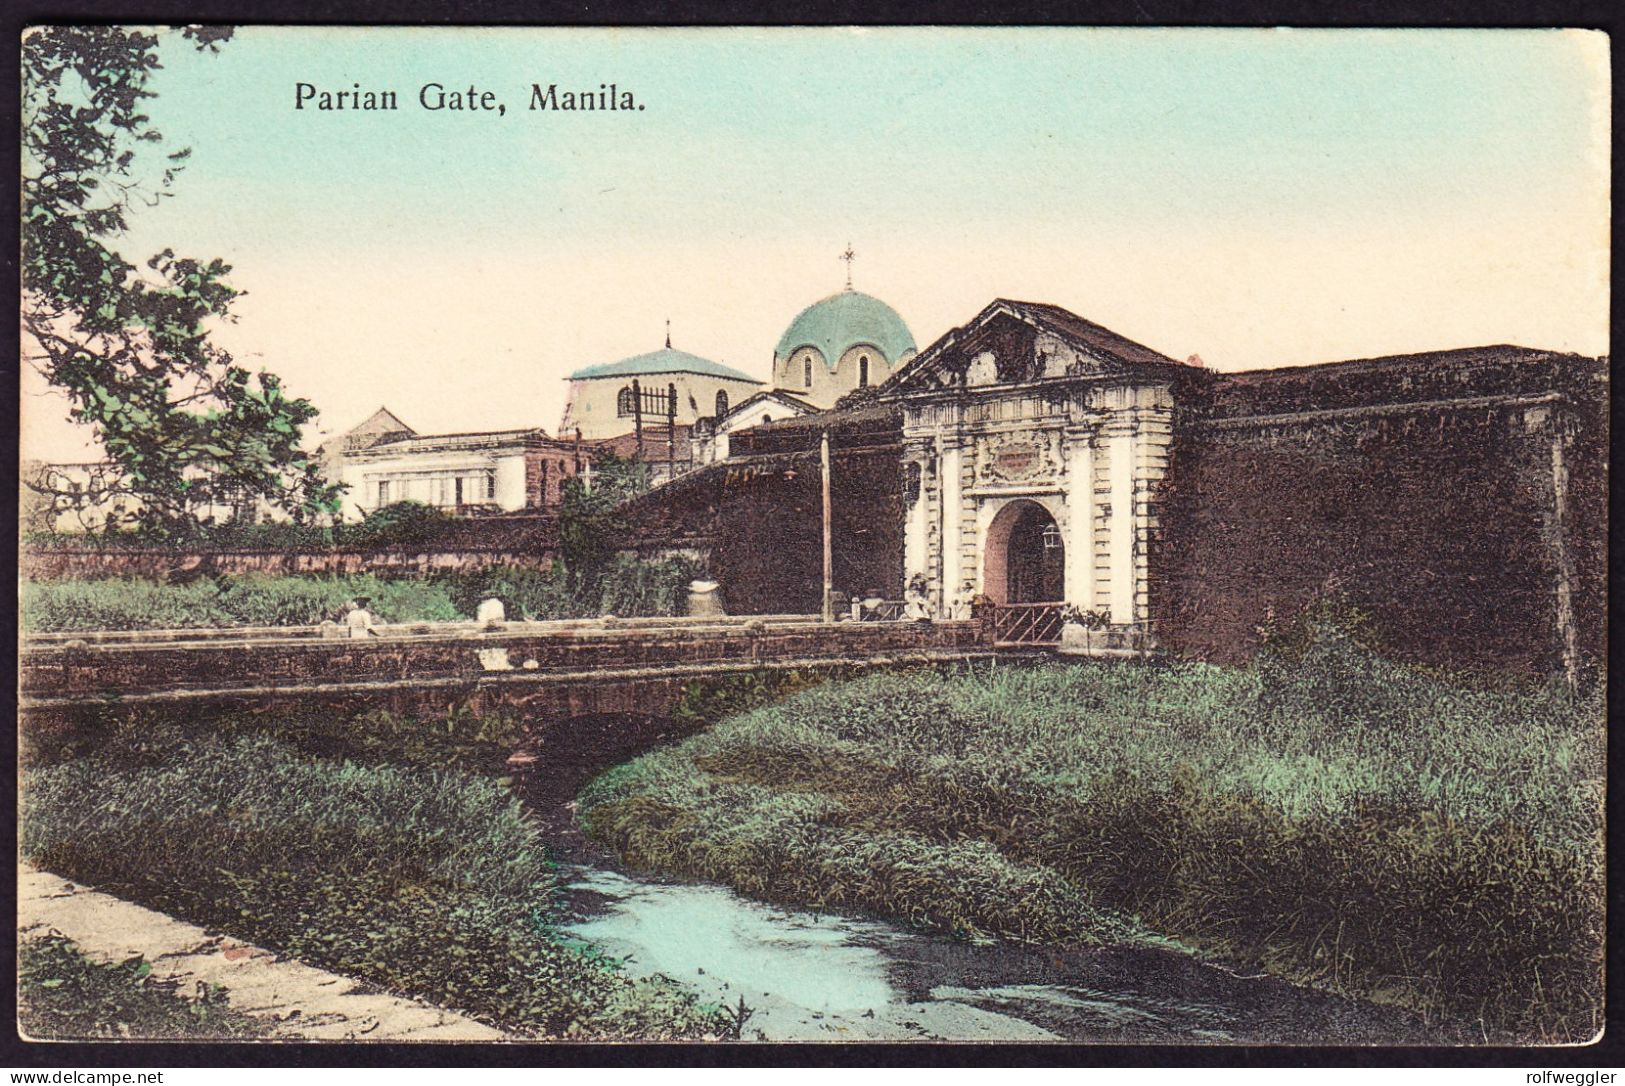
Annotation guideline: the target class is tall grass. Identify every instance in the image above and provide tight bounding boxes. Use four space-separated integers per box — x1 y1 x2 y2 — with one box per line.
21 557 699 632
440 556 700 622
21 727 729 1039
579 636 1604 1042
20 574 461 631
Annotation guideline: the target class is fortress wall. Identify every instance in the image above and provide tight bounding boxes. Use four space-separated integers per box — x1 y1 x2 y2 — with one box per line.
1152 358 1607 676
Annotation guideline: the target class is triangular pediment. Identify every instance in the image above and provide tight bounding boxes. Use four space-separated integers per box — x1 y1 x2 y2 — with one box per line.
884 299 1187 395
720 389 818 425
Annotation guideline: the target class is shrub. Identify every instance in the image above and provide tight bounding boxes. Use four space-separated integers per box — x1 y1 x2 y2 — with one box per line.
343 500 450 548
437 565 586 623
593 554 700 617
20 577 230 631
21 574 462 631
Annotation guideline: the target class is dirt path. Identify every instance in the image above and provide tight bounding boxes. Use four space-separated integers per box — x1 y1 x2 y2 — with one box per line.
17 865 506 1042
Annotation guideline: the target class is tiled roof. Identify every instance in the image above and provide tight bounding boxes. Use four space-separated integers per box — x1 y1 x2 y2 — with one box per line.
567 347 763 384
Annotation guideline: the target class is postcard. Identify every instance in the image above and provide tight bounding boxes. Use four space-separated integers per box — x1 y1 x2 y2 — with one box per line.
16 25 1609 1048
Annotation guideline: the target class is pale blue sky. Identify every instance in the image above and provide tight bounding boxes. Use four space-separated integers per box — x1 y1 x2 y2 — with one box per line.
25 26 1610 458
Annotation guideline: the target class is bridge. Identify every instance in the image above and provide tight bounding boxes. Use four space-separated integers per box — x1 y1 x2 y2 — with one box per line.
19 614 1005 727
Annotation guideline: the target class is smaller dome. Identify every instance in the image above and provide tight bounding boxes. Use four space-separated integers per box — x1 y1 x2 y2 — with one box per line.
775 290 916 370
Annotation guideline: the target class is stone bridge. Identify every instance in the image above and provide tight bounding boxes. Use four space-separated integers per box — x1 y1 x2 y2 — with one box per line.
19 615 999 728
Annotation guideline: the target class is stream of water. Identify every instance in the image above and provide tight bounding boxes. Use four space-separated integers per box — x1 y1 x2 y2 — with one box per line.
556 862 1424 1044
519 716 1425 1045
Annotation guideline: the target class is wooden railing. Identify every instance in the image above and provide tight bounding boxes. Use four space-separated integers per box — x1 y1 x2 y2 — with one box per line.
854 600 907 622
991 602 1067 646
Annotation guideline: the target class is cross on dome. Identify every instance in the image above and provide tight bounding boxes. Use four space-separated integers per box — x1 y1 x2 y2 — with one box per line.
840 243 857 291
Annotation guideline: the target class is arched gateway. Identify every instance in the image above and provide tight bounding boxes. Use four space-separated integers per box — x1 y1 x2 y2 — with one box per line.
883 298 1186 647
983 499 1064 605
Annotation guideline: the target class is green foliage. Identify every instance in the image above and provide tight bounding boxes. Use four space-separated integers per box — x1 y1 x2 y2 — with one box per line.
27 702 530 779
22 27 341 534
438 564 587 622
21 577 230 631
215 573 461 626
21 556 700 632
343 500 448 548
22 574 461 631
19 935 272 1041
592 553 700 617
579 649 1604 1043
21 730 729 1039
557 453 647 590
671 668 847 731
438 555 699 623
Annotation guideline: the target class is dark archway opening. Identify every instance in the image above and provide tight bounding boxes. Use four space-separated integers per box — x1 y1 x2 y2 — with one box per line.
985 500 1064 605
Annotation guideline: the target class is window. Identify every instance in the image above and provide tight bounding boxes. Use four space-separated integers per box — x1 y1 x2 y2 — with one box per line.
715 390 729 417
617 386 636 417
803 357 813 387
763 414 772 426
377 480 391 506
485 472 497 501
454 477 464 506
858 354 870 388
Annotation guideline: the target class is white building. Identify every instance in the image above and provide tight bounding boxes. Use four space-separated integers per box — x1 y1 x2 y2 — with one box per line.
690 389 819 466
329 410 583 520
559 340 764 442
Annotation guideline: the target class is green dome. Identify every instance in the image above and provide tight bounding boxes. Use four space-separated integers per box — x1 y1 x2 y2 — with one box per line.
774 290 916 370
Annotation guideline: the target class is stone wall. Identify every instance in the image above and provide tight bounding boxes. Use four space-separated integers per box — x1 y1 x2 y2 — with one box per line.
23 546 558 582
1152 351 1607 676
22 514 561 581
20 617 990 709
718 407 905 614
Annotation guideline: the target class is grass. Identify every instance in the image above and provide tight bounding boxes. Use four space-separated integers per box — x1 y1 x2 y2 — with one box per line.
20 556 699 632
20 727 733 1040
18 935 273 1042
26 700 531 780
577 630 1605 1043
20 573 460 631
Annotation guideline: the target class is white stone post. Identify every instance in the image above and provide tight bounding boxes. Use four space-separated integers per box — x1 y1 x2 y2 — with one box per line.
1064 427 1095 611
939 438 963 614
902 437 932 594
1105 415 1138 625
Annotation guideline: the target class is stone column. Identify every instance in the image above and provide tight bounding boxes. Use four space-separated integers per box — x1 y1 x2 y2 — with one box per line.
939 436 963 614
1063 426 1095 611
1104 414 1138 625
902 436 933 593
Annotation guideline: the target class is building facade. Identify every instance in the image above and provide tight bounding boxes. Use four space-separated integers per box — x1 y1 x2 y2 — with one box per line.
559 343 763 442
627 296 1605 677
883 300 1194 635
335 420 584 519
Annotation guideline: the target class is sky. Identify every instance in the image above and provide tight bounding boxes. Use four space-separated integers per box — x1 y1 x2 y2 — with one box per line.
20 26 1611 462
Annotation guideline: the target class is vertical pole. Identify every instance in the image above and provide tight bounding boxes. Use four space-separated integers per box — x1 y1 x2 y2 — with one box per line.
821 428 833 623
632 379 643 464
667 386 677 482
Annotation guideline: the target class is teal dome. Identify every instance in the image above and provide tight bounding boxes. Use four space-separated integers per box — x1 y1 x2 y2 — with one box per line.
774 290 916 370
